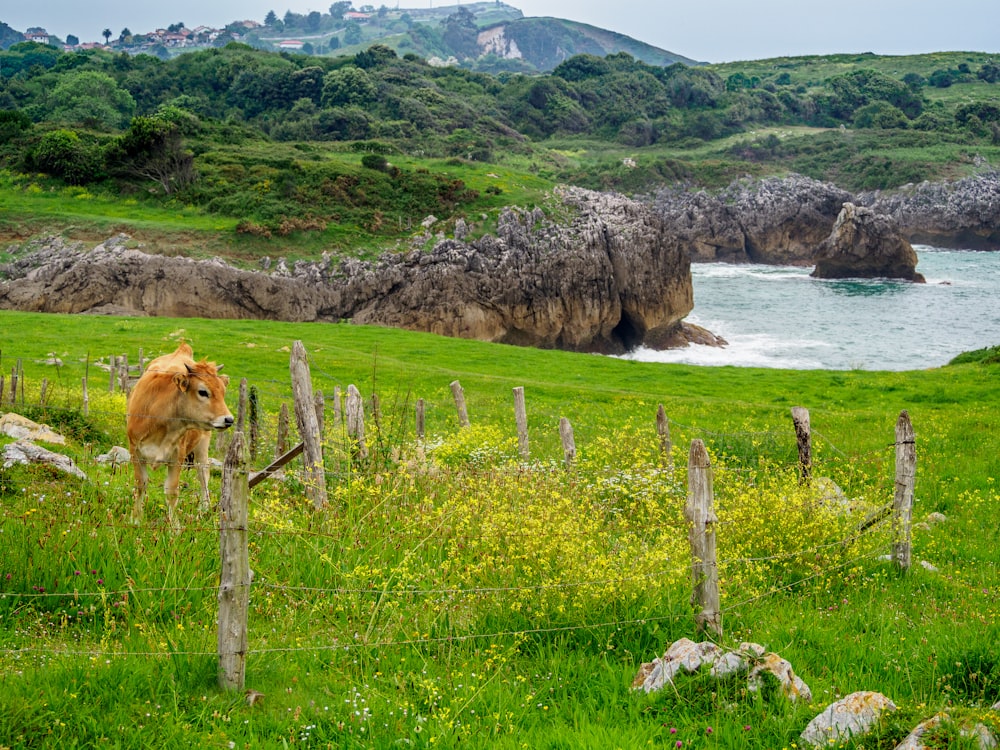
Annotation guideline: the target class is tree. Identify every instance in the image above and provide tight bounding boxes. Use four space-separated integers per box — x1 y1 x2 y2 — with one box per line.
321 65 376 106
66 34 79 46
49 70 136 129
307 11 322 32
119 28 132 43
264 10 278 26
109 114 196 194
102 28 112 44
330 1 353 20
344 22 363 46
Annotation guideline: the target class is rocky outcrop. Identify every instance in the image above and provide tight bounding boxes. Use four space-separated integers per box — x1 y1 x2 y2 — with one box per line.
651 171 1000 263
651 175 854 264
864 171 1000 251
811 203 925 281
0 188 707 355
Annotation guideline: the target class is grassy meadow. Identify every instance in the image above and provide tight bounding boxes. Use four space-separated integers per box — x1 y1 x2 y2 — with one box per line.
1 310 999 748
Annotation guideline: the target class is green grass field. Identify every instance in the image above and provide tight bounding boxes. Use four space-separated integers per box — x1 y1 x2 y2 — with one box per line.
1 310 999 748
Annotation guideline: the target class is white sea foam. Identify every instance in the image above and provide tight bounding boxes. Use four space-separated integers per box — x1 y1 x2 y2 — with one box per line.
625 248 1000 370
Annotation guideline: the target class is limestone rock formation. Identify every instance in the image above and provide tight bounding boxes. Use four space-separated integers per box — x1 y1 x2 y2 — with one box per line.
651 175 854 264
865 171 1000 250
651 171 1000 264
811 203 925 281
0 188 706 355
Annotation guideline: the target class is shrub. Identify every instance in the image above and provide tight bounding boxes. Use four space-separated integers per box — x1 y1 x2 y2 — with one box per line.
361 153 389 171
29 129 106 185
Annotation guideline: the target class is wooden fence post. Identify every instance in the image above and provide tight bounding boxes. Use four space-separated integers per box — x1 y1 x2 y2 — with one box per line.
450 380 470 428
685 439 722 637
346 384 369 460
290 341 328 510
559 417 576 469
108 356 115 394
10 364 19 405
248 385 259 462
314 390 325 438
0 375 5 407
892 410 916 570
236 378 248 432
218 430 250 692
415 398 425 440
513 386 529 461
276 403 289 458
40 378 48 408
791 406 812 484
332 385 342 427
656 404 672 468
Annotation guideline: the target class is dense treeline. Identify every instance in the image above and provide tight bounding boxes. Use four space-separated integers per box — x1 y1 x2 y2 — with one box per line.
0 40 998 233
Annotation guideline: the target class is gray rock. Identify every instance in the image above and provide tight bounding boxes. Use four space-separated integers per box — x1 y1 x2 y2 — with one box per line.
3 439 86 479
811 203 925 281
0 188 703 355
800 691 897 747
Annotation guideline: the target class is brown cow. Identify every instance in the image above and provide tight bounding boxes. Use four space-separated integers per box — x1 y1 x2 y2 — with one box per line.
126 342 234 529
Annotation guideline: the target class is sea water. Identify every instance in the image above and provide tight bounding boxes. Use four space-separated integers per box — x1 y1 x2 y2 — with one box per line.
623 247 1000 371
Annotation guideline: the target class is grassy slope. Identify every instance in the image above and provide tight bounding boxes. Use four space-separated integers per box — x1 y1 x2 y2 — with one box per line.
1 311 999 747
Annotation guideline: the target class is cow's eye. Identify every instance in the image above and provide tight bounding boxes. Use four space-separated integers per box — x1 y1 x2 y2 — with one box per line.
198 388 210 398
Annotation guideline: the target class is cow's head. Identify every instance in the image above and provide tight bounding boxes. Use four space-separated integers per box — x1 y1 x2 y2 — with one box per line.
172 361 234 430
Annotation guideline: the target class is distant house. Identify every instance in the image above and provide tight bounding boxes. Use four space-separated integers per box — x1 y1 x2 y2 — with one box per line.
344 11 371 21
278 40 304 50
24 29 51 44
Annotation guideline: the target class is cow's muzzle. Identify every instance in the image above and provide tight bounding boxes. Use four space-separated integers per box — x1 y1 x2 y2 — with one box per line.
213 415 235 430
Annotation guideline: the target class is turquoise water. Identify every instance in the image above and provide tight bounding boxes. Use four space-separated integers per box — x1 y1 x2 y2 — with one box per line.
624 247 1000 371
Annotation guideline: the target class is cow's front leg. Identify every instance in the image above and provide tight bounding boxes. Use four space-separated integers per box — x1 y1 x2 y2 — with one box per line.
192 433 212 514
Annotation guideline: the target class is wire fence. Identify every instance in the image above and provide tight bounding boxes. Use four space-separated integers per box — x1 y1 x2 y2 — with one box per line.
1 345 913 674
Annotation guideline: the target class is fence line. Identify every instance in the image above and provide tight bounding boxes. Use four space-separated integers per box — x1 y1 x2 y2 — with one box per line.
2 344 919 680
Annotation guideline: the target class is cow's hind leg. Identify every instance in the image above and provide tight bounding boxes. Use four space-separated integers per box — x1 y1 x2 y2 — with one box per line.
130 446 149 525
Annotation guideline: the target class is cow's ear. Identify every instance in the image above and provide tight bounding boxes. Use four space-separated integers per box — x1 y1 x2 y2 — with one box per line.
219 374 230 387
173 371 190 392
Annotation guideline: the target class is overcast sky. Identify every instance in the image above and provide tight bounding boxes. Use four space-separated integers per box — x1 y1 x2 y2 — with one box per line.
4 0 998 63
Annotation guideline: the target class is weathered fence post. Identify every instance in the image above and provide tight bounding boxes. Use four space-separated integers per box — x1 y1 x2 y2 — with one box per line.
314 390 325 438
248 385 259 461
450 379 470 428
276 403 289 458
892 410 916 570
332 385 342 427
290 341 328 510
108 355 115 394
0 375 5 407
118 354 130 395
685 439 722 637
10 363 20 405
513 386 529 461
236 378 248 432
559 417 576 469
415 398 426 441
218 430 250 692
656 404 672 468
39 378 48 408
791 406 812 484
346 384 369 460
